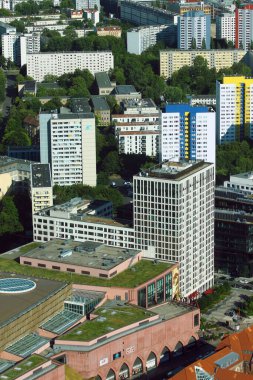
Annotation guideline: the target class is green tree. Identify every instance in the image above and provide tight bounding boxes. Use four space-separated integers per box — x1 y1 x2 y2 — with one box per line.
15 0 39 15
201 38 206 49
164 86 184 102
101 151 121 174
227 40 234 49
191 37 197 49
0 69 6 102
9 19 25 33
0 196 23 236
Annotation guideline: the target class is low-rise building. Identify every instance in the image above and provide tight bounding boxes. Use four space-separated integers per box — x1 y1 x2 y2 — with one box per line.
31 163 53 215
112 98 160 156
188 95 216 106
95 72 115 95
224 172 253 195
160 49 247 79
111 85 141 104
96 26 122 38
91 96 111 126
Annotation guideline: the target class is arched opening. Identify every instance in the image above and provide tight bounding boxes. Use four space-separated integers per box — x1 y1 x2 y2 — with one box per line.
146 351 157 371
119 363 130 379
132 357 143 376
95 376 102 380
160 346 170 363
106 369 116 380
187 336 196 348
173 341 183 357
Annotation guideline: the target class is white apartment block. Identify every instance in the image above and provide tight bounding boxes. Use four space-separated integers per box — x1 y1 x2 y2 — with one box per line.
177 11 211 50
83 9 99 25
160 49 247 79
216 13 235 44
112 99 161 157
27 51 114 82
2 31 40 66
127 25 174 55
0 21 16 35
216 76 253 144
20 33 40 66
1 32 20 63
40 109 97 187
161 104 216 165
31 163 53 215
133 161 215 297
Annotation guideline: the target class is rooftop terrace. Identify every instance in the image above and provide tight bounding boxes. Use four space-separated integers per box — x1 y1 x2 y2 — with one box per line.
58 301 155 341
0 257 172 288
0 355 47 380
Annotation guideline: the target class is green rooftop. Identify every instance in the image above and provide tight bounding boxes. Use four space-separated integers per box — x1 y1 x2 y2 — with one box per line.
0 257 171 288
0 355 47 380
58 302 155 341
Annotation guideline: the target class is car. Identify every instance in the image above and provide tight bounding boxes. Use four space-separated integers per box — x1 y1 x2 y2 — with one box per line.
124 181 132 186
239 279 249 284
111 182 117 188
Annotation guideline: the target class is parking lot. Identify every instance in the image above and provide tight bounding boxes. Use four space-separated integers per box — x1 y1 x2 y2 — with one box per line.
203 286 253 329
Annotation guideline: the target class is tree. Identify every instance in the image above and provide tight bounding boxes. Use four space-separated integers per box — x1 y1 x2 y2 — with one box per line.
191 37 197 49
251 40 253 50
0 69 6 102
101 151 121 174
227 40 234 49
201 38 206 49
164 86 184 102
210 37 215 49
15 0 39 15
9 19 25 33
0 196 23 236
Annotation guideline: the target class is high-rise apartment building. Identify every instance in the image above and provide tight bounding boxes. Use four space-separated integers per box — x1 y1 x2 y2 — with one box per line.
112 99 161 157
2 31 40 66
133 160 215 297
177 11 211 50
73 0 100 10
216 76 253 144
127 25 176 55
161 104 216 164
235 4 253 49
216 13 235 44
27 51 114 82
40 108 96 186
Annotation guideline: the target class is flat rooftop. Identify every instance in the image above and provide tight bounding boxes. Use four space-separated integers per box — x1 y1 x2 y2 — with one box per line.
58 301 155 341
0 355 47 380
21 239 140 271
31 163 51 188
138 160 212 181
0 256 172 288
0 156 32 174
0 272 67 329
150 301 197 320
70 97 91 114
123 98 157 109
114 85 138 95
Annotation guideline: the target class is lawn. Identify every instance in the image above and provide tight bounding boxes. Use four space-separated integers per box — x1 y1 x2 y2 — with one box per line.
59 303 154 341
1 355 47 380
18 242 40 254
0 257 171 288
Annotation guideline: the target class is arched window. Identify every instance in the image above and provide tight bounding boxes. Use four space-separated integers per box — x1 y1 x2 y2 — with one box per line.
106 369 116 380
188 336 196 347
146 351 157 370
132 357 143 376
95 376 102 380
173 341 183 357
160 346 170 363
119 363 130 379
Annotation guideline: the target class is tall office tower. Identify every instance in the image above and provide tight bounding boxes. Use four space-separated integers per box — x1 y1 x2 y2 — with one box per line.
235 4 253 49
216 13 235 44
216 76 253 144
40 108 96 187
133 161 215 297
177 11 211 50
31 163 53 215
161 104 216 165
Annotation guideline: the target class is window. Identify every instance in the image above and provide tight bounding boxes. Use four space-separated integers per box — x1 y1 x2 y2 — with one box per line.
194 313 200 326
67 268 75 273
24 261 31 265
38 263 46 268
52 265 60 270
